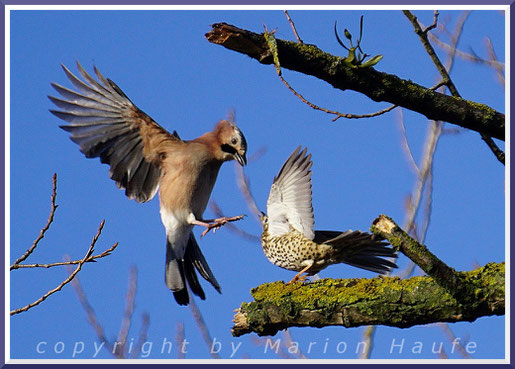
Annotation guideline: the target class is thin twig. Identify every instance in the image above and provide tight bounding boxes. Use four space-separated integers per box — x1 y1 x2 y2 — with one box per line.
235 162 262 222
115 265 138 357
481 135 505 164
423 10 440 33
359 325 376 359
484 37 505 86
283 73 446 123
10 220 104 316
210 201 260 241
405 121 443 235
279 72 396 121
175 322 186 359
284 10 303 43
396 109 420 174
404 10 504 165
189 296 221 359
11 173 58 267
68 263 116 357
282 329 307 359
429 33 505 70
251 335 294 359
10 241 119 270
439 322 472 358
130 313 150 359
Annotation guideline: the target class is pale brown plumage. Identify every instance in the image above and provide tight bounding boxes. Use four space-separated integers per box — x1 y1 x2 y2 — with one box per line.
49 62 247 305
260 147 397 283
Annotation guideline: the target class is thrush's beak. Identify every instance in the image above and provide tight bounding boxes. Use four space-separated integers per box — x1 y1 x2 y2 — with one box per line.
235 152 247 166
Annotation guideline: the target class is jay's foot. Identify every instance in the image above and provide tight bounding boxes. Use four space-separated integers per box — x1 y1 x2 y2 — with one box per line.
193 215 245 237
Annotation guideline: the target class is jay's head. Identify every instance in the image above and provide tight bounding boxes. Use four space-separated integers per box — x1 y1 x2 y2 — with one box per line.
214 120 247 166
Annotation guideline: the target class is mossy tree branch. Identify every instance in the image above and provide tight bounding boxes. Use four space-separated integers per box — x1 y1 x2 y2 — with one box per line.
371 214 465 298
232 215 504 337
205 23 504 141
232 263 504 337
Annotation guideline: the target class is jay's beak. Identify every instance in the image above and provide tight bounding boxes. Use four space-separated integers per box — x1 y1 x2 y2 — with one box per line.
235 152 247 166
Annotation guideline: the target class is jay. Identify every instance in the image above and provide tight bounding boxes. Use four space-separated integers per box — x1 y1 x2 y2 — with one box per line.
49 62 247 305
260 146 397 283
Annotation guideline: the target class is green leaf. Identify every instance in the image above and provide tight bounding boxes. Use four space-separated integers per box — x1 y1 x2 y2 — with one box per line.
360 54 383 68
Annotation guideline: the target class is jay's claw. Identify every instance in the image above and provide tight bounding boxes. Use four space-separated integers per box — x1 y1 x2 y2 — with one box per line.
199 214 246 237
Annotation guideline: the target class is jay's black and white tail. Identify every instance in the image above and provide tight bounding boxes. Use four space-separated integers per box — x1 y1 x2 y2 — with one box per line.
165 233 221 305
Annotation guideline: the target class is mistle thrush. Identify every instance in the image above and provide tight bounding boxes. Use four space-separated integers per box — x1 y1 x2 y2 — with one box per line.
260 146 397 283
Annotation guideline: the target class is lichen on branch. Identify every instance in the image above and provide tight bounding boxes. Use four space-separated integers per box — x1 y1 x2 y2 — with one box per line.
205 22 504 141
232 262 504 337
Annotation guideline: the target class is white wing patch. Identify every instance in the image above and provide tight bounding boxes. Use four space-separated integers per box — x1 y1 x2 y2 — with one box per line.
266 147 315 240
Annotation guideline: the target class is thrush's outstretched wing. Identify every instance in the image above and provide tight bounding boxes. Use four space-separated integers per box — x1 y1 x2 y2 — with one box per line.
49 61 182 203
266 146 315 240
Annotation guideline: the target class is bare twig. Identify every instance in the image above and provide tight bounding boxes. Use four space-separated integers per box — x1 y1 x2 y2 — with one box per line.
278 72 396 121
439 322 472 358
130 313 150 359
396 109 420 174
11 173 58 267
429 33 505 71
282 329 307 359
404 10 504 165
115 265 138 357
11 241 119 270
426 13 505 75
210 201 260 241
70 263 148 359
284 10 303 43
235 160 262 222
251 334 296 359
359 325 376 359
481 135 505 164
189 296 221 359
484 37 505 85
175 322 186 359
404 121 443 235
68 263 116 357
423 10 439 33
10 220 104 316
281 71 447 123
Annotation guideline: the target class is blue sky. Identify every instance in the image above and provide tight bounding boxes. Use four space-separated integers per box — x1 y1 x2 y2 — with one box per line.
8 7 506 361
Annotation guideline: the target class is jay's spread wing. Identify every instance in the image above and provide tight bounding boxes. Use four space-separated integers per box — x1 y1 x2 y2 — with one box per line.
266 146 315 240
49 62 181 203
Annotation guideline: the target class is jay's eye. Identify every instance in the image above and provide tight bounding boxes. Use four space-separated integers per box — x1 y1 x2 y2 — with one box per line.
231 137 238 145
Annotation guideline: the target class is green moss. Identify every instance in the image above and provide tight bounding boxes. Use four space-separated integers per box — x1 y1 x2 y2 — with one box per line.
466 100 499 120
243 263 504 321
247 274 445 319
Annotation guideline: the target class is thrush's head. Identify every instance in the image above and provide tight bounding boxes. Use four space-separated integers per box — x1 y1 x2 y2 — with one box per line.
215 120 247 166
259 211 268 226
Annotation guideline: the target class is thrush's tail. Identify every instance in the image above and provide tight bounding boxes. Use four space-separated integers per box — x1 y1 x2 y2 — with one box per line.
165 233 221 306
314 230 398 274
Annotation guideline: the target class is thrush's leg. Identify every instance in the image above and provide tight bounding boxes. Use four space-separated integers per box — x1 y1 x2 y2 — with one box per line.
190 215 245 237
286 262 314 285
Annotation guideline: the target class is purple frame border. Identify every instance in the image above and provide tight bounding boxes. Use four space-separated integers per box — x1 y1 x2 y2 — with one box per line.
1 1 512 368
